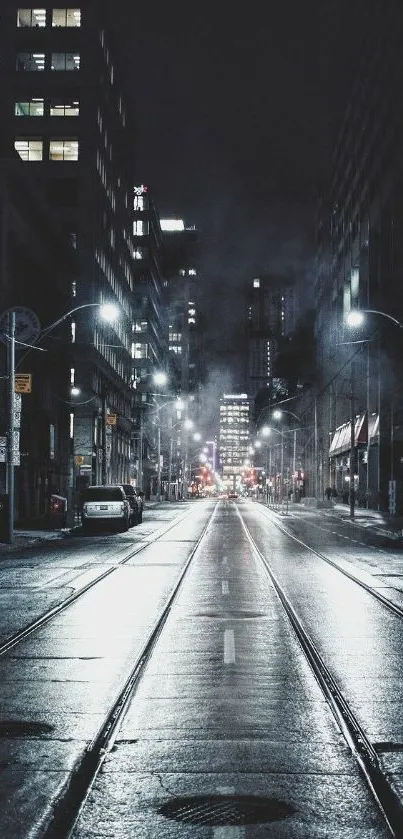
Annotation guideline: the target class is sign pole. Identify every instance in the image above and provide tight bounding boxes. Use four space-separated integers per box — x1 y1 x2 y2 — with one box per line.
7 311 15 544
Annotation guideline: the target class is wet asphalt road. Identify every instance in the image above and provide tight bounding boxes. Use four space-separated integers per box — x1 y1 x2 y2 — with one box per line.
0 499 402 837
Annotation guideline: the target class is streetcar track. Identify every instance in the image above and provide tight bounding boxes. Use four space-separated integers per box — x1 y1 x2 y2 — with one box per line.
237 506 402 839
0 506 199 659
40 504 218 839
254 504 403 621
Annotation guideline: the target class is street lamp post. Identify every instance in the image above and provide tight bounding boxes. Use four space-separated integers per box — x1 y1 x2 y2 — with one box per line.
346 308 403 515
6 311 15 543
1 301 119 543
272 409 301 500
260 425 284 507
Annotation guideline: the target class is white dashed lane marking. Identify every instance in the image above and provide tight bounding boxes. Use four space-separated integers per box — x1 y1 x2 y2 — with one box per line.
224 629 235 663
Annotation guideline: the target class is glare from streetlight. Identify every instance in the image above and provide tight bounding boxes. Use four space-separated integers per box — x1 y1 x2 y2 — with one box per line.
272 409 282 420
70 386 81 396
153 371 168 387
261 425 271 437
346 310 364 328
184 418 194 430
193 432 201 441
99 303 119 321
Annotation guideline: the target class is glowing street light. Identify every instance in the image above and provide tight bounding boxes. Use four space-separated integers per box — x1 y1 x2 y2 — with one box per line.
153 371 168 387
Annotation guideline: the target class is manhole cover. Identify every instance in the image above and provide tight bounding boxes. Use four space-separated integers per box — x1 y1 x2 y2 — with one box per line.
158 794 293 825
0 720 54 737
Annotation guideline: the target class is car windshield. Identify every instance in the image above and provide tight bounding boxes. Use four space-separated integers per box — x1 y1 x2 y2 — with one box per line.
122 485 135 495
84 487 122 502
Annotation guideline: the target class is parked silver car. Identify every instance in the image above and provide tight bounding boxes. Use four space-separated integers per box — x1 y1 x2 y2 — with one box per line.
81 485 130 532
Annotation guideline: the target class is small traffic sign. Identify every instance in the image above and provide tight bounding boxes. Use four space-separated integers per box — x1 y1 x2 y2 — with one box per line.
106 413 117 426
14 373 32 393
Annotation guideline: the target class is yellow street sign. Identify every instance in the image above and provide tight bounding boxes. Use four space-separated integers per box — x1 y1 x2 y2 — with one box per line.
14 373 32 393
75 455 84 465
106 414 117 426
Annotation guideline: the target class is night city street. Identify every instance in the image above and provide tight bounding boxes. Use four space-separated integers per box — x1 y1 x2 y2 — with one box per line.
2 2 403 837
0 497 402 837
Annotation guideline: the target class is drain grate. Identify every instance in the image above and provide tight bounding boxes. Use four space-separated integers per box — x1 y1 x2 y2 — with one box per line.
0 720 54 737
158 794 293 826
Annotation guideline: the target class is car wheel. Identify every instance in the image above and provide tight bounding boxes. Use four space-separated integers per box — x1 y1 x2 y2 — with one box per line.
120 516 129 533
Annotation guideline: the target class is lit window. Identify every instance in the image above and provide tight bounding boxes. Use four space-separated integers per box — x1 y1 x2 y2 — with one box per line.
17 9 46 27
133 195 146 211
51 52 80 70
133 248 147 260
17 53 45 71
14 138 43 160
132 343 148 360
133 220 149 236
253 278 260 288
50 98 79 116
49 138 78 160
52 8 81 27
15 98 44 116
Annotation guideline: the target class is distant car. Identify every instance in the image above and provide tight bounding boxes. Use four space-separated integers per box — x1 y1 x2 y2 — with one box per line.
81 485 130 532
121 484 143 525
227 491 238 499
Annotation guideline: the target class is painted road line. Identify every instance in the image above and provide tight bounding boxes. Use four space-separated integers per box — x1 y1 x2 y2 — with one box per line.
222 580 229 595
224 629 235 663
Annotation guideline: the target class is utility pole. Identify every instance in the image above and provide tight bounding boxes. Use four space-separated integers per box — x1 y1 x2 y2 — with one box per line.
168 437 173 500
156 423 161 502
314 395 318 501
101 387 107 485
350 361 356 520
138 411 143 491
6 311 15 544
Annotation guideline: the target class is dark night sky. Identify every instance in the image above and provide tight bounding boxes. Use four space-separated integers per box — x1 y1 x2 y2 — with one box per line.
114 1 375 387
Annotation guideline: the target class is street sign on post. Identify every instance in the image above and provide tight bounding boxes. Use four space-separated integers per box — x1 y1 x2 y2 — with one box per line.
14 373 32 393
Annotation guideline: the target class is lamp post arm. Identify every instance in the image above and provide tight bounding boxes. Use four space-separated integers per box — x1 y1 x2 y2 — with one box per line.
16 302 111 370
358 309 403 329
40 302 104 338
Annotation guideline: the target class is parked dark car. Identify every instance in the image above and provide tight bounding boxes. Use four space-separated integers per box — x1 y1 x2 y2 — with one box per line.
121 484 143 525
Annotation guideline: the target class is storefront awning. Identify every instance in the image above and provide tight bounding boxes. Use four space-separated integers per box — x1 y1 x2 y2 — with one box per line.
329 412 378 457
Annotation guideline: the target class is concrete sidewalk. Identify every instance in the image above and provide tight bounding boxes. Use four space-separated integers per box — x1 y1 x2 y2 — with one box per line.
0 527 71 554
325 502 403 541
283 499 403 542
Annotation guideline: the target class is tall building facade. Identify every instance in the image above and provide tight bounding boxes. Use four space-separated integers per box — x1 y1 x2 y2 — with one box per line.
219 393 250 489
160 219 202 408
0 2 139 513
131 185 168 495
314 2 403 512
246 274 296 406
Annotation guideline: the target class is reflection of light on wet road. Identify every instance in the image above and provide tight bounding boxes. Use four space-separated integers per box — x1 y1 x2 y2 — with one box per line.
318 565 376 642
